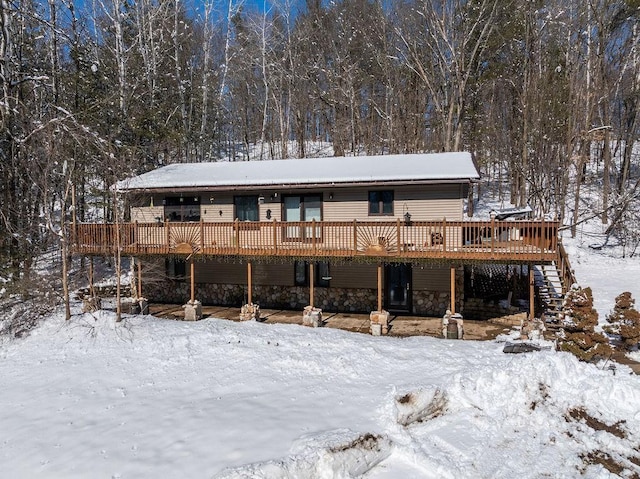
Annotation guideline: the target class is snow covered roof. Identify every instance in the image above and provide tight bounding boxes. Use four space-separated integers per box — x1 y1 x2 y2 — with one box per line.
116 152 479 192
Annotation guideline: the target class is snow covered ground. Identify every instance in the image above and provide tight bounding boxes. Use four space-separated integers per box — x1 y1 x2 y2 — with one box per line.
2 166 640 478
1 303 639 478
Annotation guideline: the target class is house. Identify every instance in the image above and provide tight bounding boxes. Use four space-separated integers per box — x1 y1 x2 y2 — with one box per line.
72 152 567 323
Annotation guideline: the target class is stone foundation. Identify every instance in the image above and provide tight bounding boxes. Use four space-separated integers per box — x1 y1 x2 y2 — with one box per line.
183 300 202 321
240 303 260 321
302 306 323 327
442 311 464 339
145 281 452 317
370 310 390 335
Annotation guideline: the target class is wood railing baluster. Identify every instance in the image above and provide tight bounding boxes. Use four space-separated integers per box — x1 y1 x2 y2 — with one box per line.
71 219 561 262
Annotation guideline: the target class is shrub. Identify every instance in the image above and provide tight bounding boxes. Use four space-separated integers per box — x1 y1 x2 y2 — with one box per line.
605 292 640 351
557 286 612 361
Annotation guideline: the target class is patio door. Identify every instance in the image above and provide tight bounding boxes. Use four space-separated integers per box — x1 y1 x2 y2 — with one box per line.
386 263 412 313
283 195 321 241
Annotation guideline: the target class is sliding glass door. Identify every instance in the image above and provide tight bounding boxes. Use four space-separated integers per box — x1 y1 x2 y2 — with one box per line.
283 194 322 241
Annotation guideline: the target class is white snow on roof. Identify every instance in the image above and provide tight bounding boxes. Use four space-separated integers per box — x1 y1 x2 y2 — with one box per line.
117 152 479 191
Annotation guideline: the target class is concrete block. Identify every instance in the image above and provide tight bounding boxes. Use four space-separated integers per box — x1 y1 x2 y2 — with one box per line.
370 322 382 336
369 310 390 334
183 300 202 321
302 306 323 327
240 303 261 321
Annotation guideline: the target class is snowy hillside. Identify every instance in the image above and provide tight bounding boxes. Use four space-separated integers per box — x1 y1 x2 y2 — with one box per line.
1 306 639 478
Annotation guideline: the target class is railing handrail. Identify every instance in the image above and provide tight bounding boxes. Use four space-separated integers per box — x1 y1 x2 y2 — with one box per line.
72 219 560 263
558 241 577 292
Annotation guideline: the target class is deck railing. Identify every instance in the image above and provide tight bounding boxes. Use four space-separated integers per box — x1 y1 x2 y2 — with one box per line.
72 219 559 262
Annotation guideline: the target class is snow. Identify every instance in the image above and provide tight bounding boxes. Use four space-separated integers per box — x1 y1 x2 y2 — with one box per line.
563 228 640 322
3 156 640 478
116 152 479 191
1 307 639 478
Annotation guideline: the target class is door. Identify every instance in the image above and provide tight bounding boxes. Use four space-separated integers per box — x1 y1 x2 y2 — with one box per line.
386 263 412 313
283 194 322 241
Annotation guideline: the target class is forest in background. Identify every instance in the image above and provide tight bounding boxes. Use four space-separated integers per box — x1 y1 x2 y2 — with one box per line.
1 0 639 288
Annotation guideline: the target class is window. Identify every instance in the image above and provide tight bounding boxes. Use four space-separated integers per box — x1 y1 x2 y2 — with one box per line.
294 261 330 287
166 258 186 280
316 262 331 287
283 195 321 221
283 194 322 241
294 261 308 286
368 191 394 215
164 196 200 222
234 196 259 221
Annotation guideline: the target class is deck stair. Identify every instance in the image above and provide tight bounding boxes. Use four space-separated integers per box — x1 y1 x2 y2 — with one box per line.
534 263 565 320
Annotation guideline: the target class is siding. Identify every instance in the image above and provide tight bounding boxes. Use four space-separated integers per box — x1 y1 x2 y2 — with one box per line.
131 206 164 223
413 265 450 291
330 263 378 289
323 185 463 222
195 259 293 286
131 184 464 223
195 260 378 289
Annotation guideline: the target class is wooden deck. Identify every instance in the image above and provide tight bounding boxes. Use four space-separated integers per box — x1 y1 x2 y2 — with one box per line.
73 219 559 263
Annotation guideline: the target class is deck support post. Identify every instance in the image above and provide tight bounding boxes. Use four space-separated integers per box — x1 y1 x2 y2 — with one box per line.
240 260 260 321
89 257 95 297
450 265 456 315
137 259 142 298
370 262 389 335
182 255 202 321
190 257 195 303
247 261 252 305
302 262 322 327
529 264 535 320
377 263 383 312
309 262 314 309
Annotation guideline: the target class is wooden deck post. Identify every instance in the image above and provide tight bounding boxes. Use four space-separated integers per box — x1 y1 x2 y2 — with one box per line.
353 219 358 255
165 219 170 254
137 259 142 298
247 261 253 304
529 264 535 320
309 262 314 309
71 183 77 247
273 218 278 253
200 218 204 252
450 265 456 314
89 256 95 297
190 257 195 303
377 263 383 312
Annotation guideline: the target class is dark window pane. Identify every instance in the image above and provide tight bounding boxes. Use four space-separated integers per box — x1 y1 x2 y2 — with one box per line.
369 191 380 214
235 196 259 221
382 191 394 214
317 262 330 287
369 190 393 215
294 261 308 286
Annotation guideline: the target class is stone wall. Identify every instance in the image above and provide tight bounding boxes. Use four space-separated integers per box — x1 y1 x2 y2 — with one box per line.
144 280 451 316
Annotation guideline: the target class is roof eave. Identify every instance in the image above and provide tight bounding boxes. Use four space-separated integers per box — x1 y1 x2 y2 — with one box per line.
118 177 479 194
